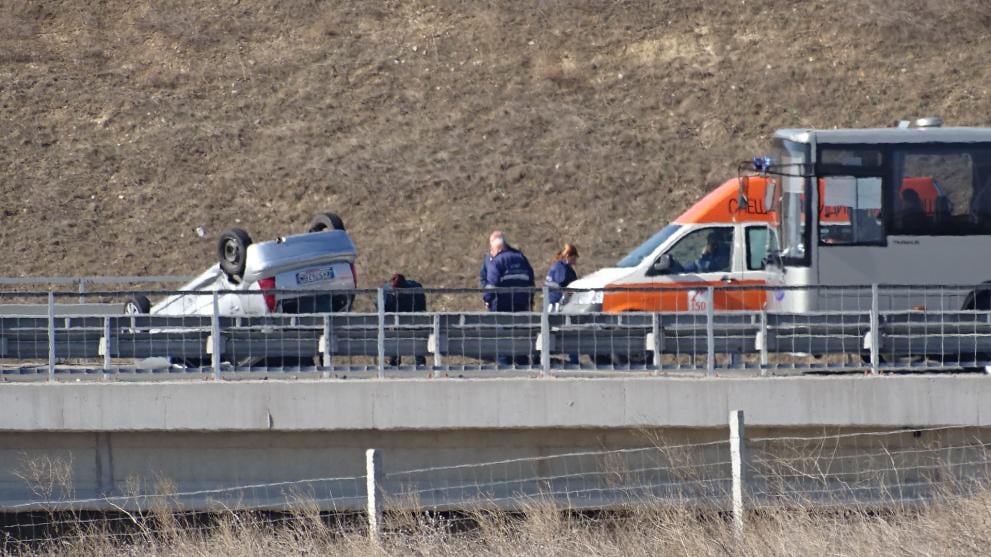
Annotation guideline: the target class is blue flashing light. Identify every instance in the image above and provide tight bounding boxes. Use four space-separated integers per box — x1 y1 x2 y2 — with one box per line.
752 156 773 174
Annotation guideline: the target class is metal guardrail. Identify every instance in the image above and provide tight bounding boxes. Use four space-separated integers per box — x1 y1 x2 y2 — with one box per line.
1 284 991 379
0 276 193 303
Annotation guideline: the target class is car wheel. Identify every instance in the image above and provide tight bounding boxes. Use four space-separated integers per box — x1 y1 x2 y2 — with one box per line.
308 212 346 232
218 228 253 281
124 294 151 314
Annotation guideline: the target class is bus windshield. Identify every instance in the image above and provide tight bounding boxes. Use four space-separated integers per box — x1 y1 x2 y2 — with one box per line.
616 225 681 268
773 139 812 266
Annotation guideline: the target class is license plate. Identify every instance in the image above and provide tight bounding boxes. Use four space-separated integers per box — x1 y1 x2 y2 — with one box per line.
296 267 335 285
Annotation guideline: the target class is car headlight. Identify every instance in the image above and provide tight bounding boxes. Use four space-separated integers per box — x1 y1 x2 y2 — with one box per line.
568 290 603 306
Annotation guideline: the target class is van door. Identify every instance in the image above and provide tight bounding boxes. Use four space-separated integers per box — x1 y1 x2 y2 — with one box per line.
646 225 736 312
718 225 772 310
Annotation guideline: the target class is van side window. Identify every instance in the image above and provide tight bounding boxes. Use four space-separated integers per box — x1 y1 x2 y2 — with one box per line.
746 226 769 270
663 227 733 274
818 176 885 246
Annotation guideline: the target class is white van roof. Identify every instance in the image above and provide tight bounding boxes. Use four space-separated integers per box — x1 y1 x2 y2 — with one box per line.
775 127 991 145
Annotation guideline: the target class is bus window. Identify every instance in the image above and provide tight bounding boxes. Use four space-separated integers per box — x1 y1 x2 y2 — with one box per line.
891 150 991 235
818 176 884 245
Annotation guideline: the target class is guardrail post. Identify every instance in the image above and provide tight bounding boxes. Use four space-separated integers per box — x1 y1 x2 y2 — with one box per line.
759 311 769 376
102 316 112 374
706 286 715 376
321 314 332 375
869 283 880 375
77 279 86 304
432 314 442 377
211 291 221 380
47 291 56 382
540 286 550 376
366 448 384 544
376 288 385 379
651 312 662 374
729 410 748 541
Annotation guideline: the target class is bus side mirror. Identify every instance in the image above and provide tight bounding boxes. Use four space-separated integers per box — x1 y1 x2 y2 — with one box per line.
737 177 750 212
764 180 777 212
764 250 783 269
650 254 672 275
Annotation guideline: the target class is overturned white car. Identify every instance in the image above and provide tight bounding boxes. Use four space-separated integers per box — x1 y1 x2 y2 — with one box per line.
125 212 357 316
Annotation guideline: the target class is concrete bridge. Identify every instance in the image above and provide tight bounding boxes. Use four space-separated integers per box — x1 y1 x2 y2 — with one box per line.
0 375 988 511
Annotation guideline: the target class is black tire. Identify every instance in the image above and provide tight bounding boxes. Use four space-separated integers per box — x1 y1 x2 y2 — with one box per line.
308 212 346 232
960 283 991 371
610 351 651 367
124 294 151 314
218 228 253 281
962 281 991 310
593 354 613 367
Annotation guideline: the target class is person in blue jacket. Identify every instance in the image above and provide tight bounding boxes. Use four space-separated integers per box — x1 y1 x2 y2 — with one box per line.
482 231 535 365
380 273 427 367
482 231 535 312
545 243 580 365
544 243 579 310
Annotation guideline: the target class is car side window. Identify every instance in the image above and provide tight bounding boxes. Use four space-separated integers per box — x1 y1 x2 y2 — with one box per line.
746 226 769 270
663 227 733 274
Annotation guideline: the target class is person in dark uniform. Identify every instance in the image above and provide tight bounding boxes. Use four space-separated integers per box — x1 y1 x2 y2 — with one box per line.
482 231 535 365
482 231 535 312
381 273 427 367
544 243 579 311
545 243 580 365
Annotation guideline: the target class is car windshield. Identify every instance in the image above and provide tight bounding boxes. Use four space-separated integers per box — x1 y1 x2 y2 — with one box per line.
615 224 681 267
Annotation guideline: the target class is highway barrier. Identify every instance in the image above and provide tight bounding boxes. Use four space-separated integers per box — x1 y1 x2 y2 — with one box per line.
0 285 990 379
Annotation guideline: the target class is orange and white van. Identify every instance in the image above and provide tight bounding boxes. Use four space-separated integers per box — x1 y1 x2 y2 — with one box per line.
561 169 951 315
562 177 776 313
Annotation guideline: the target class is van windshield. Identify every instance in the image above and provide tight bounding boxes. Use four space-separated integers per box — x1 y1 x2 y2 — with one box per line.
616 225 681 268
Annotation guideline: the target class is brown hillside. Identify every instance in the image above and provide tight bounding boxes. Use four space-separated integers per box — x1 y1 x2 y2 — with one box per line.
2 1 990 289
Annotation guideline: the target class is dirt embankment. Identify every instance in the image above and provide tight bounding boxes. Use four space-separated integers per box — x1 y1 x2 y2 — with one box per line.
2 1 990 288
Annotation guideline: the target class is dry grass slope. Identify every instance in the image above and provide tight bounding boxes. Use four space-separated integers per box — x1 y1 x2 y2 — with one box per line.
2 0 990 290
7 493 991 556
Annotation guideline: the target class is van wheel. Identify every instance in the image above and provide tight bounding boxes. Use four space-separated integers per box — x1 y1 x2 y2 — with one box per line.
218 228 253 281
308 212 346 232
124 295 151 314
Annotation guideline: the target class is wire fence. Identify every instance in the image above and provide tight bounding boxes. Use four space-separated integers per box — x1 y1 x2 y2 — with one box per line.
1 420 990 548
2 283 991 378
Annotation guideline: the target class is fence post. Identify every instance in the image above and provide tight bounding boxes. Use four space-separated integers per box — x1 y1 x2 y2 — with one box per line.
869 283 880 375
47 291 56 382
540 286 550 376
366 448 384 544
759 311 769 376
706 286 715 376
729 409 748 540
103 316 112 374
651 312 662 374
376 288 385 378
321 314 332 374
211 291 221 380
432 314 442 377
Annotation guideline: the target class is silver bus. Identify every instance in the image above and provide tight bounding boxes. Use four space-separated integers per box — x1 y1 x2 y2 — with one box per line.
749 118 991 312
